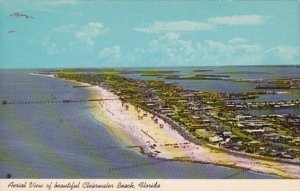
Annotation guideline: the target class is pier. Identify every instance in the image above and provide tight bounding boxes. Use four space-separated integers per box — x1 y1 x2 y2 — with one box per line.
1 98 117 105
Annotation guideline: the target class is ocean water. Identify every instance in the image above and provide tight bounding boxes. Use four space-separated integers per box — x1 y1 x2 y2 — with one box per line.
0 70 278 179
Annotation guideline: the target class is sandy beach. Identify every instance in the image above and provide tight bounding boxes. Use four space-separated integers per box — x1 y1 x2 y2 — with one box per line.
29 73 55 78
79 82 300 179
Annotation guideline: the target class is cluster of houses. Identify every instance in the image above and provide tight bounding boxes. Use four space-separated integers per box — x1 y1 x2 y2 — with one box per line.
226 100 300 110
57 72 300 161
192 113 300 159
119 77 300 160
137 82 299 160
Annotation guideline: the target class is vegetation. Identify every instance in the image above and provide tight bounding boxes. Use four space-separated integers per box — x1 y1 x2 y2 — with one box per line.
193 69 214 72
57 71 300 160
165 74 231 80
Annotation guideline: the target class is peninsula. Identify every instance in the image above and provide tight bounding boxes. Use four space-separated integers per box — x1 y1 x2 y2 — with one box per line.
53 70 300 178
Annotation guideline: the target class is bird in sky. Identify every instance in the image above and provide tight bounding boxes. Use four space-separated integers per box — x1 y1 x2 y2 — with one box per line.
9 12 34 19
8 30 16 33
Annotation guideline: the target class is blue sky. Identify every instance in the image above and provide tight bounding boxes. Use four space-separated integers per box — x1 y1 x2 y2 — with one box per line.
0 0 299 69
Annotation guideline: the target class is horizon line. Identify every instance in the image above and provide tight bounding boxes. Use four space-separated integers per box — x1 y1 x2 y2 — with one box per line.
1 64 300 70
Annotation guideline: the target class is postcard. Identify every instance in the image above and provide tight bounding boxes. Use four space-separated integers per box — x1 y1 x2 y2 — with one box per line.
0 1 299 191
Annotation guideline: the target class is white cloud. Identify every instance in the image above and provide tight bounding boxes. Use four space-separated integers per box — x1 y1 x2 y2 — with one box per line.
205 39 262 53
207 15 267 25
42 36 57 54
75 22 106 47
205 40 231 53
135 15 268 34
97 45 121 63
50 22 107 51
265 45 300 65
38 8 51 12
135 34 300 66
13 0 78 6
71 11 83 17
134 21 213 33
146 33 199 64
135 34 266 66
228 37 248 45
47 0 77 5
203 39 263 65
269 45 300 58
54 24 76 33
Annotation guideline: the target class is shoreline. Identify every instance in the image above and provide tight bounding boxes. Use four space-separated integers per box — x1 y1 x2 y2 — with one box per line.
85 82 300 178
37 73 300 178
29 72 55 78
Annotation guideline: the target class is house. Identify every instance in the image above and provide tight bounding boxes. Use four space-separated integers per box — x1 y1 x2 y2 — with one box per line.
223 131 232 137
279 135 293 144
209 136 223 143
264 127 276 133
262 133 280 141
245 129 265 135
236 123 245 128
291 137 300 146
236 115 252 121
191 115 201 120
202 119 211 124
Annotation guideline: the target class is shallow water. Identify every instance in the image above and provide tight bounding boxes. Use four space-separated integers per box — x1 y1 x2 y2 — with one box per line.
0 70 278 178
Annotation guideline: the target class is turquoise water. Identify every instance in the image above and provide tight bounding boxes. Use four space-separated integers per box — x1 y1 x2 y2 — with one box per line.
0 70 278 178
